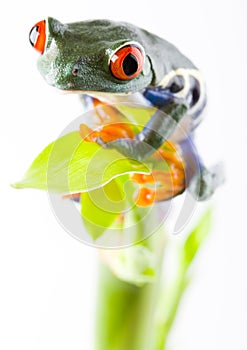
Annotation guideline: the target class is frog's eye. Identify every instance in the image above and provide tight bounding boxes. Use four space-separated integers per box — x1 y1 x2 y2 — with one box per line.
110 45 144 80
29 20 46 54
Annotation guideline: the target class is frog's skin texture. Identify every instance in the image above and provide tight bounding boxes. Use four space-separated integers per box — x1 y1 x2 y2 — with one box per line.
30 17 224 201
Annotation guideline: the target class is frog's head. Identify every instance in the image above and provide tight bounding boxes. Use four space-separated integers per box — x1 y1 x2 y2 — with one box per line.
29 17 154 94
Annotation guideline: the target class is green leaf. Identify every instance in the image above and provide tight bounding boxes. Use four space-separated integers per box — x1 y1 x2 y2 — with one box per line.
183 208 212 267
13 131 150 193
81 179 126 240
80 175 152 242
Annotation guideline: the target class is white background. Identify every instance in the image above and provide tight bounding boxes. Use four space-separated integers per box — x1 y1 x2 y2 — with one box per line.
1 0 247 349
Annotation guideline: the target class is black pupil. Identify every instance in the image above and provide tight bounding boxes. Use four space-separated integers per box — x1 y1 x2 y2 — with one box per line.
122 53 138 76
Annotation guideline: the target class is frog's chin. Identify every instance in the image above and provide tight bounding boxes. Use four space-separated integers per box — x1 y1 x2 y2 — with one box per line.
63 89 151 106
83 91 132 104
61 89 131 103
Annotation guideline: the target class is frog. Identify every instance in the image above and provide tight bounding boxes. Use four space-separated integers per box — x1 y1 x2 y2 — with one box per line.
29 17 224 201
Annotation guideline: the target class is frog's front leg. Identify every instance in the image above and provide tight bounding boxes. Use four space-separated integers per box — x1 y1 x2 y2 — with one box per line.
97 102 188 161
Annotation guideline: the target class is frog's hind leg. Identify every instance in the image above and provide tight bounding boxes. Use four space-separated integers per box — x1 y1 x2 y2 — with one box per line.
130 141 186 206
131 168 186 206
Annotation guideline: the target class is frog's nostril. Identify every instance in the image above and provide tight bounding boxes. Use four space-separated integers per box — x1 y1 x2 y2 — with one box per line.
72 68 78 76
29 20 46 54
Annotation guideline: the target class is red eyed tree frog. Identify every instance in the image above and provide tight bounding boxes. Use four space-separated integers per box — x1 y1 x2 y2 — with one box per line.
29 17 223 201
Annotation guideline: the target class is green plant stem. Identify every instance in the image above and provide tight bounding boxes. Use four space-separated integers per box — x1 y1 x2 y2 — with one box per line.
95 262 159 350
94 210 166 350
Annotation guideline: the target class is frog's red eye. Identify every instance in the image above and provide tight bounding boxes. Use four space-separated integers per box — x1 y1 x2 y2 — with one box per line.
110 45 144 80
29 20 46 54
